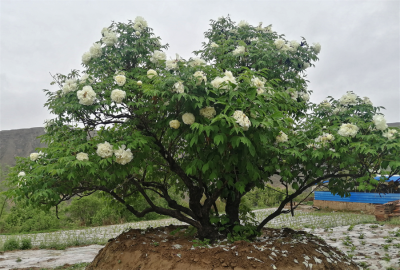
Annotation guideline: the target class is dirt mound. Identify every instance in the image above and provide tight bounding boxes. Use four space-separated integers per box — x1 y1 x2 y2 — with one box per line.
86 225 360 270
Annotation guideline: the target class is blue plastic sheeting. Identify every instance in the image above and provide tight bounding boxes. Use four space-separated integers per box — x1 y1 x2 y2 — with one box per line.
374 176 400 181
315 191 400 204
321 175 400 184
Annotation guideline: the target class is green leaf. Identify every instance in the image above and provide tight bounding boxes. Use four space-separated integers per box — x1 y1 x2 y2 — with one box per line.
214 134 225 146
190 134 198 147
210 216 219 224
202 163 210 173
292 182 299 190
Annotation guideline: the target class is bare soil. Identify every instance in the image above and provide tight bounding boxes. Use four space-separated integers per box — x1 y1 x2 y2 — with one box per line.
85 225 359 270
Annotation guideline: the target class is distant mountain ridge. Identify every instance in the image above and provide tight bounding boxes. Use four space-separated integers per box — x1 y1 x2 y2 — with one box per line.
0 127 46 167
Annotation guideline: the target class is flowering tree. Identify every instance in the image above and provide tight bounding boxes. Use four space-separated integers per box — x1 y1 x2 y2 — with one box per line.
8 16 400 241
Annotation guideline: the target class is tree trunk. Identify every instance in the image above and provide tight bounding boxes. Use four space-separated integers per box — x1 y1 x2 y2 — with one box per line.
225 190 241 228
196 219 220 242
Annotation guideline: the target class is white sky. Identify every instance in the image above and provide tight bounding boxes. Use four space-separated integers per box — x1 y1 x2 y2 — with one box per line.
1 0 399 131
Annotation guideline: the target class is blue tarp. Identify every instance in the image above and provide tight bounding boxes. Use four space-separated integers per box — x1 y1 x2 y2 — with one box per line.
316 176 400 204
321 175 400 184
315 191 400 204
374 176 400 181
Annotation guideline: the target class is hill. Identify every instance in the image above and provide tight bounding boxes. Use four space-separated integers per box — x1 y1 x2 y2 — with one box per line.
0 127 46 167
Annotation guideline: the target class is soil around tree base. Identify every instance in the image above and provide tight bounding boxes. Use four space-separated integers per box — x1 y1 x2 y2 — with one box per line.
86 225 360 270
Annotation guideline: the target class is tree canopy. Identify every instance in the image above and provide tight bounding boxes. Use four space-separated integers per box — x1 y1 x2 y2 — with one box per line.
7 16 400 241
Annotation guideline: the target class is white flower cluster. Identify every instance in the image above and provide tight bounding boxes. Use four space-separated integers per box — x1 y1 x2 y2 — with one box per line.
80 74 94 84
339 91 358 106
166 59 178 70
114 145 133 165
276 131 289 143
82 52 92 65
90 42 102 58
30 151 43 161
111 89 126 103
101 27 109 35
193 71 207 85
320 100 332 108
363 97 373 105
62 79 78 95
232 110 251 131
338 123 359 137
299 92 310 101
169 120 180 129
383 129 398 140
211 42 219 48
77 86 96 105
165 54 181 70
114 74 126 86
150 50 166 64
306 143 320 149
290 40 300 50
315 133 335 144
274 39 299 52
76 152 89 161
200 107 216 119
173 81 184 94
147 69 158 79
182 113 195 125
101 28 118 46
82 43 102 65
372 114 388 130
238 20 249 27
251 76 267 95
96 141 113 158
262 25 272 33
274 39 285 49
17 171 26 187
313 43 321 54
286 88 298 100
189 58 206 67
211 71 237 92
232 46 245 55
333 106 346 115
133 16 148 33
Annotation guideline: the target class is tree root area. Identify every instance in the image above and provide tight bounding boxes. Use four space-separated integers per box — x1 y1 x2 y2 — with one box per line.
84 225 359 270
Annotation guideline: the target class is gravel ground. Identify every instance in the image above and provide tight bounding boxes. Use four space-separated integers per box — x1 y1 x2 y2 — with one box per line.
305 224 400 270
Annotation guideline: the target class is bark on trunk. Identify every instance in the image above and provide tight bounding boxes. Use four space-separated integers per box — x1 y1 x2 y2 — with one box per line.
196 222 220 242
225 190 241 228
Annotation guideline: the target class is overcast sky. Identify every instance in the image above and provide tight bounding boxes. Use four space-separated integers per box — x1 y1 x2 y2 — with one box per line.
0 0 399 131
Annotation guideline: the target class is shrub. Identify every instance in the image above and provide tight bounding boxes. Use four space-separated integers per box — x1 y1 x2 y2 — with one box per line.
20 238 32 250
2 204 61 233
3 237 19 251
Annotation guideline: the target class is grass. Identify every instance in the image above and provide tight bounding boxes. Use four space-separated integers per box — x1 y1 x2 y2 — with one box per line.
13 262 91 270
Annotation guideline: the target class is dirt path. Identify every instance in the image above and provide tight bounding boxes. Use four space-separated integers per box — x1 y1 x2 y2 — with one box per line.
0 245 102 270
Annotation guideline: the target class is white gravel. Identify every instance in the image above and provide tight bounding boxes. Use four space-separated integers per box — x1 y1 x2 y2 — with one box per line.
304 223 400 270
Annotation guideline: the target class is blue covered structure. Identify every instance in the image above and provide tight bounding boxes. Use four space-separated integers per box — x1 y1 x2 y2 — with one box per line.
315 175 400 204
314 191 400 204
